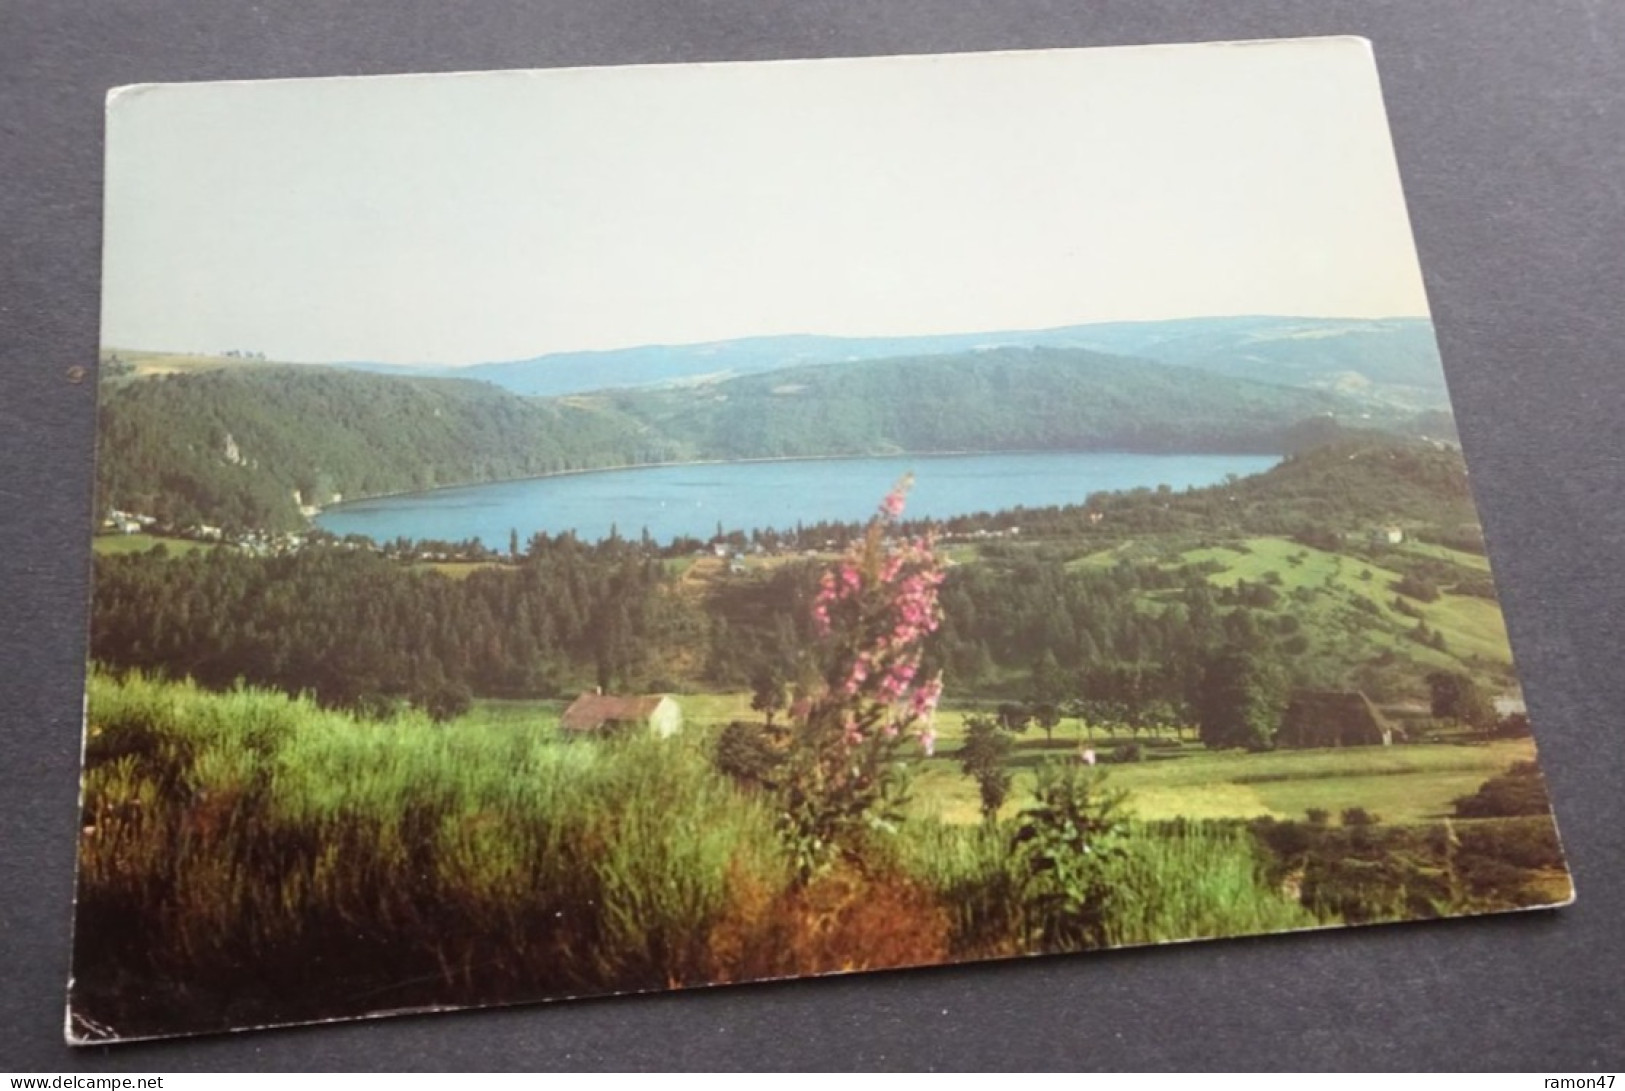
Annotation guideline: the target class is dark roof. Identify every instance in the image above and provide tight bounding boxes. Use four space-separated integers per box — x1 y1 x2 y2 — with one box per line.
560 692 670 732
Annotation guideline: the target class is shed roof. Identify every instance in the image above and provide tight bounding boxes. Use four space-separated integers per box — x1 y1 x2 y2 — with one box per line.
560 692 669 732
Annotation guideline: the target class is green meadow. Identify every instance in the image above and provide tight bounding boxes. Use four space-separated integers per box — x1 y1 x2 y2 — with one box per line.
91 532 216 556
595 695 1538 828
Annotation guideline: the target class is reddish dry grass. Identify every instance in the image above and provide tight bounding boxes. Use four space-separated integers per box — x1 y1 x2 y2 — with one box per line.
703 861 952 983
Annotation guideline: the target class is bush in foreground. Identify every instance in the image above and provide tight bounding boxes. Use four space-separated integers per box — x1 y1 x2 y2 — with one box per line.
1453 761 1553 818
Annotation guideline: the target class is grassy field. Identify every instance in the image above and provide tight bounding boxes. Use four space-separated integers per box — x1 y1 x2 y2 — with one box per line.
1399 540 1493 572
92 533 215 556
1201 537 1510 661
1071 535 1512 671
100 349 294 380
907 730 1536 826
500 690 1538 829
414 560 509 580
1060 737 1534 824
1073 535 1516 688
463 696 568 727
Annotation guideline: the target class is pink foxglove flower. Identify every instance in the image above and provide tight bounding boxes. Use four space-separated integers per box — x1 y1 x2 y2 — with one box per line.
787 475 948 871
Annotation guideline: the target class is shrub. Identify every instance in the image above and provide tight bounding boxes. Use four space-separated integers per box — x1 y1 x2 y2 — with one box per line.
1393 574 1441 602
1450 576 1500 600
1453 762 1552 818
714 720 784 789
1109 742 1145 764
1454 815 1565 870
1249 816 1316 860
957 714 1013 822
415 681 473 723
1011 757 1129 949
1340 806 1381 827
1246 812 1567 925
1494 713 1533 738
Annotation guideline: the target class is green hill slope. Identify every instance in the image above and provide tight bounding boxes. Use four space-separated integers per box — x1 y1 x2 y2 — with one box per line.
96 367 670 531
598 347 1365 460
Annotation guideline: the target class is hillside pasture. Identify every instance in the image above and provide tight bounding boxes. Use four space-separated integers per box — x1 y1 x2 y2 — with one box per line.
413 560 510 580
1172 536 1515 682
1057 535 1513 685
663 694 1538 828
915 725 1538 827
92 533 215 557
100 349 291 380
1399 539 1493 573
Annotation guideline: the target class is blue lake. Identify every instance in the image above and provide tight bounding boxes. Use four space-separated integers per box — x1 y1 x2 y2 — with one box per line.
316 451 1280 547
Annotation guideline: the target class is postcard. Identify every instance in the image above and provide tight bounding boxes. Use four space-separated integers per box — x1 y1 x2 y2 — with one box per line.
72 37 1573 1043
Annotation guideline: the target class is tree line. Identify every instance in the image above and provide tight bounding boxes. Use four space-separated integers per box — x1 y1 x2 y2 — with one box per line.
91 536 697 714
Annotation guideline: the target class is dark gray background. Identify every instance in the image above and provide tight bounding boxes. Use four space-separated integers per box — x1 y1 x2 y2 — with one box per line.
3 0 1622 1071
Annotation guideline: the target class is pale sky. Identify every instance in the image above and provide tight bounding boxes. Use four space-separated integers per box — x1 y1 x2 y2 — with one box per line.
102 38 1430 366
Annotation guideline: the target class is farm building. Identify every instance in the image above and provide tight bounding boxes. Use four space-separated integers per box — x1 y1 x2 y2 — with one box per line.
1277 690 1400 748
560 692 682 738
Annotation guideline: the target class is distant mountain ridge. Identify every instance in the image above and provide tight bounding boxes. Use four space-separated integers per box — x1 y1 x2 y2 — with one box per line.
447 315 1447 408
112 315 1449 410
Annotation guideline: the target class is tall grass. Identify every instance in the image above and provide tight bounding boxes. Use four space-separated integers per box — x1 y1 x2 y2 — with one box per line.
1098 821 1319 945
894 817 1315 957
78 672 1530 1040
75 671 789 1035
893 822 1030 959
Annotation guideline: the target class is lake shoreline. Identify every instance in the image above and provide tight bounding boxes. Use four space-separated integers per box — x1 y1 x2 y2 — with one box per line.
315 449 1284 548
313 446 1285 517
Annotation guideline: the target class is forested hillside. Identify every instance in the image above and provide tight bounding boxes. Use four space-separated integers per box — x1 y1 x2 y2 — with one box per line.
96 345 1444 533
95 367 672 531
596 347 1364 460
921 438 1483 543
711 438 1510 705
90 435 1506 711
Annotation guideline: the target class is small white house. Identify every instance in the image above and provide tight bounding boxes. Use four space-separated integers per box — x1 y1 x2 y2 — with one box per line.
560 693 683 738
